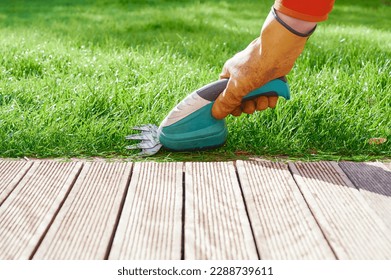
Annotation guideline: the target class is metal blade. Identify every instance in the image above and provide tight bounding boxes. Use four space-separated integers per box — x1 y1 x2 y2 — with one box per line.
125 132 153 141
125 124 162 156
126 141 157 150
126 142 162 155
132 124 158 132
138 144 163 156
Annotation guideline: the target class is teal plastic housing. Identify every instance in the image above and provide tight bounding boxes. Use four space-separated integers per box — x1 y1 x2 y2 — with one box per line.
159 78 290 151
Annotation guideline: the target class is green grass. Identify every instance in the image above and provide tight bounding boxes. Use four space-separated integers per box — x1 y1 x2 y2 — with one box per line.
0 0 390 161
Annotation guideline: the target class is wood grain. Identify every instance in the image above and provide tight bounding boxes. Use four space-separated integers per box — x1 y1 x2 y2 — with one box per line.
237 160 335 259
109 162 183 260
1 160 390 260
0 161 33 205
33 162 132 259
290 161 391 259
0 161 82 259
338 161 391 230
185 162 258 260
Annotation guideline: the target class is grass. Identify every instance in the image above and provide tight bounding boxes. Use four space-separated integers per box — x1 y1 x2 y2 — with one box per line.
0 0 390 161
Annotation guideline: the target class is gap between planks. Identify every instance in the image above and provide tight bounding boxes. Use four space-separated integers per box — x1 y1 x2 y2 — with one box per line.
0 161 34 206
1 160 390 260
289 161 391 259
0 161 83 259
33 162 133 260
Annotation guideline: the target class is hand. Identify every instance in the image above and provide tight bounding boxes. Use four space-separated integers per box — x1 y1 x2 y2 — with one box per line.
212 8 316 119
218 39 279 116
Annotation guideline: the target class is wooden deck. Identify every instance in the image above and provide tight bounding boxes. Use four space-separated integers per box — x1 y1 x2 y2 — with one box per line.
0 159 390 260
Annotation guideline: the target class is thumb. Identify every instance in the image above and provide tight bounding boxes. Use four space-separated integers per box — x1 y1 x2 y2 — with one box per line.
212 78 243 119
219 63 230 80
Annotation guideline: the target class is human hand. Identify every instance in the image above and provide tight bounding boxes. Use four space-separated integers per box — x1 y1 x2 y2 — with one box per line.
217 39 279 117
211 8 315 119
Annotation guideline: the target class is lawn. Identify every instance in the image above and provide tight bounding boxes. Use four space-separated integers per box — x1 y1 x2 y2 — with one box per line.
0 0 390 161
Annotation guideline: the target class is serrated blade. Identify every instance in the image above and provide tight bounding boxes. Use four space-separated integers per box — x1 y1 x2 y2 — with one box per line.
125 124 162 156
132 124 158 132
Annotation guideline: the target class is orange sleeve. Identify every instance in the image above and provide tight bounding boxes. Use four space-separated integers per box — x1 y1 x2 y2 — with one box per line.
273 0 335 22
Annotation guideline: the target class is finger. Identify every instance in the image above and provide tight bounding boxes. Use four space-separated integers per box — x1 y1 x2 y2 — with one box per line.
219 63 230 80
268 96 279 108
231 107 242 117
219 72 230 80
242 100 256 114
211 79 242 119
212 94 230 119
255 96 269 111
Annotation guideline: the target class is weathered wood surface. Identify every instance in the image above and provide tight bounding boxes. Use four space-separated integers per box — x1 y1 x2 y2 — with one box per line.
290 162 391 259
0 162 82 259
185 162 258 260
33 162 132 260
0 160 390 260
338 162 391 230
0 161 33 205
109 162 183 260
237 160 334 259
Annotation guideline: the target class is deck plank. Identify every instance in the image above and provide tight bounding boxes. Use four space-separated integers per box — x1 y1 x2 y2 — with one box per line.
338 161 391 229
0 161 82 259
237 160 335 259
33 162 132 260
0 161 33 206
383 162 391 171
109 162 183 260
185 162 258 260
290 162 391 259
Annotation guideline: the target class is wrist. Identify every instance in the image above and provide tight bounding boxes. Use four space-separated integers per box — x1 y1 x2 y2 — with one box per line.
273 8 317 36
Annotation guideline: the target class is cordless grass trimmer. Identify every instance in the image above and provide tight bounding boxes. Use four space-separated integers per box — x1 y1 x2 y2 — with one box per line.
126 77 290 156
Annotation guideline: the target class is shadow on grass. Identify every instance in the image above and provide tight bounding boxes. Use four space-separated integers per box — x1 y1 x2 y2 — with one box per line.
1 0 390 48
1 0 389 69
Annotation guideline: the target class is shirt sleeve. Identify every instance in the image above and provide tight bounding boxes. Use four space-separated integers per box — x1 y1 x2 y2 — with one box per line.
273 0 335 22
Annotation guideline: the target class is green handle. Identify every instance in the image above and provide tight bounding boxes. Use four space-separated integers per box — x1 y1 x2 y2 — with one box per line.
196 77 290 103
241 77 290 101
